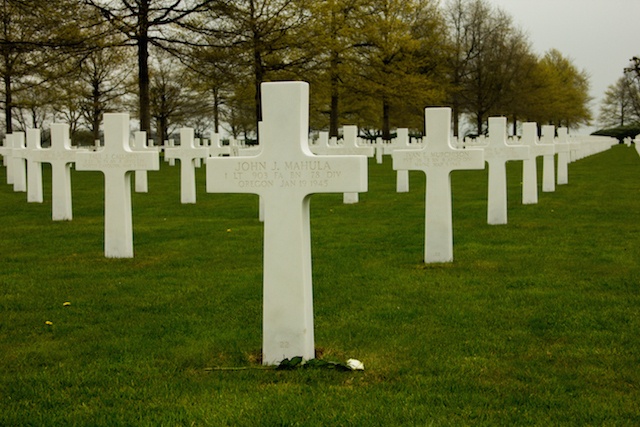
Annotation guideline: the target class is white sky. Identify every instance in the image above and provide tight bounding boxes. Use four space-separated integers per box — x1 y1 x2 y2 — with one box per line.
486 0 640 131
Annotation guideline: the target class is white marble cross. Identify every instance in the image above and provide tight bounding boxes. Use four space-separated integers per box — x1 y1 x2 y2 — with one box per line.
394 128 412 193
376 137 384 164
540 125 556 192
11 132 27 192
75 113 160 258
164 139 176 166
165 128 209 204
556 127 570 185
484 117 529 225
42 124 79 221
132 131 151 193
392 107 484 263
0 136 13 183
209 133 231 157
206 81 368 365
25 129 44 202
521 122 554 205
341 126 372 204
339 126 374 157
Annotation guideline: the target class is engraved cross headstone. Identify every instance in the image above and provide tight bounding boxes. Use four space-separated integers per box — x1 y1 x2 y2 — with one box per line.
540 125 556 192
341 126 372 204
25 129 44 202
556 127 570 185
41 123 80 220
485 117 529 225
75 113 159 258
206 82 368 365
521 122 554 205
165 128 209 204
12 132 27 192
392 107 484 263
0 135 13 183
394 128 412 193
132 131 151 193
209 133 230 157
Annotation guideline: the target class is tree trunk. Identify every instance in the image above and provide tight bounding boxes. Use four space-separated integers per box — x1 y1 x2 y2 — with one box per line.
382 98 391 141
4 70 12 134
329 9 339 138
330 86 339 138
212 87 220 133
452 101 459 138
253 54 263 141
92 80 100 142
137 1 151 136
476 113 483 136
250 0 262 141
158 117 167 145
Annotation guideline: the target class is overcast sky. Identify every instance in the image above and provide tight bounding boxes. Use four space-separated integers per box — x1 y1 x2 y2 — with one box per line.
486 0 640 131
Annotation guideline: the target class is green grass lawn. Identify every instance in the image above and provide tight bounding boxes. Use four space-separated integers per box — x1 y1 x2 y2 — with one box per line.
1 145 639 426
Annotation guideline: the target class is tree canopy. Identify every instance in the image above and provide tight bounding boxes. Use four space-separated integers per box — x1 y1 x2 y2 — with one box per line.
0 0 593 140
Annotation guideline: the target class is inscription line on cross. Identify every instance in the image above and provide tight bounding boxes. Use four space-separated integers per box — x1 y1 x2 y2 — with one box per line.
485 117 529 225
75 113 159 258
392 107 484 263
206 82 368 365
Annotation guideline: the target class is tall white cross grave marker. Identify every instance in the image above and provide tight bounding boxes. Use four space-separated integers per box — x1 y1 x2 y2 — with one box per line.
44 124 78 220
12 132 27 192
556 127 570 185
395 128 411 193
392 107 484 263
209 133 230 157
521 122 554 205
206 82 368 365
485 117 529 225
165 128 209 204
132 131 150 193
0 136 13 182
25 129 44 202
75 113 159 258
540 125 556 192
341 125 372 204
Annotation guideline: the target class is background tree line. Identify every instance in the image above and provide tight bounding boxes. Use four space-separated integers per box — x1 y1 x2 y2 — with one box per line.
0 0 593 143
598 57 640 128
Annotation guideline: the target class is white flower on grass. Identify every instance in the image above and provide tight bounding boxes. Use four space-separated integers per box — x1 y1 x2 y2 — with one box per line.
346 358 364 371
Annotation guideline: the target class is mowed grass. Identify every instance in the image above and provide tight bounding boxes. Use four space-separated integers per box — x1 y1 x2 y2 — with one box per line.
0 145 639 426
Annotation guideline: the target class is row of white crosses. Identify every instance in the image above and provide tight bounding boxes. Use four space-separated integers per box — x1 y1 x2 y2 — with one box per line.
0 125 79 220
0 82 619 366
0 115 161 257
390 109 618 264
